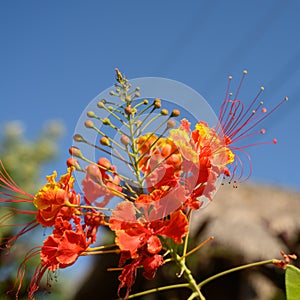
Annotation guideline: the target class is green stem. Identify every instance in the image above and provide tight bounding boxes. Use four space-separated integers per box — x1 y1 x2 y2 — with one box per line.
174 252 205 300
188 259 274 300
127 283 189 299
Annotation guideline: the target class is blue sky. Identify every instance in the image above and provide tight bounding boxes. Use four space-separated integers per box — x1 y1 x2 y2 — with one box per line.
0 1 299 191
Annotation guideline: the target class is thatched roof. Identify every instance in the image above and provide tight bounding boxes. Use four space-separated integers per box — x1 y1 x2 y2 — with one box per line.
191 183 300 262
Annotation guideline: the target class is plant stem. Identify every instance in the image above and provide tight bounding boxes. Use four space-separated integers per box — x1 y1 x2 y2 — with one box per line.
174 252 206 300
188 259 274 300
126 283 189 299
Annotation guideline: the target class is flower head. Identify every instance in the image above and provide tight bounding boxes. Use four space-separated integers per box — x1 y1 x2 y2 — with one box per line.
34 168 80 226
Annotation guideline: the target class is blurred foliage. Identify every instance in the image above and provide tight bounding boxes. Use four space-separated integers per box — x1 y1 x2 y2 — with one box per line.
0 120 65 299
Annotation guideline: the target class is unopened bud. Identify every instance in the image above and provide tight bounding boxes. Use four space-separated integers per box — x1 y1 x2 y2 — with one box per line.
154 98 161 108
98 157 111 170
73 134 85 142
167 120 176 128
87 111 96 118
67 157 82 171
102 118 111 125
125 107 133 115
69 146 82 158
86 164 101 183
97 101 105 108
100 137 111 147
143 99 148 105
161 109 168 115
120 135 130 146
135 92 140 98
125 95 131 102
109 90 115 96
171 109 180 117
85 120 94 128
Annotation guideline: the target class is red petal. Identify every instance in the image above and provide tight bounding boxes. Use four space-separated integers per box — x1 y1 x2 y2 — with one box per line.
147 235 162 254
158 210 189 244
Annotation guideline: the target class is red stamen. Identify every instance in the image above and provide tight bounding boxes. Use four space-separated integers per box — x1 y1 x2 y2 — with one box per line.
216 72 287 183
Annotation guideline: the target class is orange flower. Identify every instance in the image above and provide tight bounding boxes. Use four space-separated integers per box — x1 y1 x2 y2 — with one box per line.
34 168 80 226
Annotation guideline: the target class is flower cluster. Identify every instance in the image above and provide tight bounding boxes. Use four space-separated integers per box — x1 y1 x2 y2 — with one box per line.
0 69 290 299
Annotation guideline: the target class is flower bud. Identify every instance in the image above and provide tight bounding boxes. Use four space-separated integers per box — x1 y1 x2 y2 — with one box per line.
102 118 111 125
143 99 148 105
154 98 161 108
125 95 131 102
120 135 130 146
87 111 96 118
100 137 111 147
73 134 85 142
85 120 94 128
125 107 133 115
97 101 105 108
86 164 102 183
161 109 168 115
98 157 111 170
167 120 176 128
171 109 180 117
67 157 82 171
69 146 82 158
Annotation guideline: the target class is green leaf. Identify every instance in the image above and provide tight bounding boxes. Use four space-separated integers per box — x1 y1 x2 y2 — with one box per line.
286 265 300 300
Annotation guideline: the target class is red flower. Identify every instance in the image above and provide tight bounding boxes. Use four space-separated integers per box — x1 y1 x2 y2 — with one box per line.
109 201 188 298
25 216 92 299
110 201 188 257
41 216 91 270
